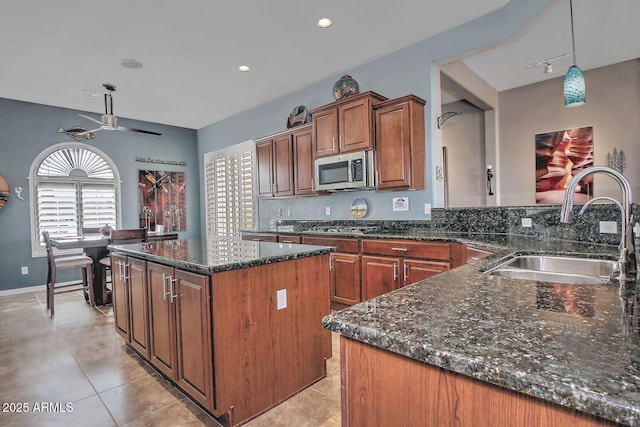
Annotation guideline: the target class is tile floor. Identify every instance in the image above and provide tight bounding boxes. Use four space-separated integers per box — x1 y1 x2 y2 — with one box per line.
0 290 341 427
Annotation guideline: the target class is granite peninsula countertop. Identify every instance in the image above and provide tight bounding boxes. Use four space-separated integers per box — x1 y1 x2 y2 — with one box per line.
317 230 640 426
108 238 335 275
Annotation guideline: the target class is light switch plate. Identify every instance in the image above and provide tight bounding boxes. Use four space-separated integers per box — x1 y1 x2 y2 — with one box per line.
424 203 431 215
521 218 532 228
325 207 331 216
277 289 287 310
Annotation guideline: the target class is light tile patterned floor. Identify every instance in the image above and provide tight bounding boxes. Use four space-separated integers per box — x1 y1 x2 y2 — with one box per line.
0 290 341 427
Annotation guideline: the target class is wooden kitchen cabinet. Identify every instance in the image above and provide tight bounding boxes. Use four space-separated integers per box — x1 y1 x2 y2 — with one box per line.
147 261 213 410
374 94 426 190
256 132 294 197
361 239 451 300
302 235 362 307
111 254 150 358
311 91 387 158
292 124 316 195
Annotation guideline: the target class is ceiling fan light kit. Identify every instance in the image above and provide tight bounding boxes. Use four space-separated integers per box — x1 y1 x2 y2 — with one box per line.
564 0 586 107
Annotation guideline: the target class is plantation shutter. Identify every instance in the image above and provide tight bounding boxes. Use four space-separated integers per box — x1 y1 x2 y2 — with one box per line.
82 183 118 229
37 182 78 239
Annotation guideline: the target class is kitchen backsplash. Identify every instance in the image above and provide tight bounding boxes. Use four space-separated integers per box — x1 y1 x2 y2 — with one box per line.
274 204 638 246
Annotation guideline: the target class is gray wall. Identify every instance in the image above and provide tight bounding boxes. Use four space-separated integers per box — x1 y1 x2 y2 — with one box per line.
498 59 640 205
196 0 556 230
0 98 199 292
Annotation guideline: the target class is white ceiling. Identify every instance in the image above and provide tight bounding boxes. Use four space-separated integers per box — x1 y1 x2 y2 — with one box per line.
461 0 640 93
0 0 637 130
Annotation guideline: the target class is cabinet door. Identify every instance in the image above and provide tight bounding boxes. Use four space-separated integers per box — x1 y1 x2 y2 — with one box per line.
147 262 177 379
273 133 294 196
128 258 149 358
340 97 374 153
402 259 450 287
256 139 274 196
361 255 400 300
375 96 425 190
111 253 130 341
375 101 412 189
312 108 339 157
331 253 361 305
174 269 213 410
293 125 315 195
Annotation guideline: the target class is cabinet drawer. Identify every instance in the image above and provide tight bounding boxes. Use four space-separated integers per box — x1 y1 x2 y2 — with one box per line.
362 239 450 261
302 236 360 253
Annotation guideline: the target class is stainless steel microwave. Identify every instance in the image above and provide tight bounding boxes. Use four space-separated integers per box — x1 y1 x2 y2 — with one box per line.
314 150 374 191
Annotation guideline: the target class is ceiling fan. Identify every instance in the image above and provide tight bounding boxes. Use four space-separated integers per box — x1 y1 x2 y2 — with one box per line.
77 83 162 136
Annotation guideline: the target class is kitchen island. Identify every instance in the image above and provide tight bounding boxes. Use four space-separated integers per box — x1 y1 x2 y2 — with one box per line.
108 237 335 427
323 232 640 426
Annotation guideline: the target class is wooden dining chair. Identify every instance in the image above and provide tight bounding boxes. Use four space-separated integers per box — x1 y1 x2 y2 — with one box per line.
99 228 148 293
42 231 95 316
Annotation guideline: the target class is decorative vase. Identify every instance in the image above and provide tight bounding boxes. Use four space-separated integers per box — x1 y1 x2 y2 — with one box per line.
99 224 112 237
333 74 359 100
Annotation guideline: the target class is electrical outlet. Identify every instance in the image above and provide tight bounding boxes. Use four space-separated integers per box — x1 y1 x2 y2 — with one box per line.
424 203 431 215
21 266 28 275
521 218 532 228
599 221 617 234
277 289 287 310
286 208 291 217
325 206 331 216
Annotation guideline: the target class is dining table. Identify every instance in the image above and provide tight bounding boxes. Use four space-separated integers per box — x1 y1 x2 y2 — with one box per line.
50 232 178 305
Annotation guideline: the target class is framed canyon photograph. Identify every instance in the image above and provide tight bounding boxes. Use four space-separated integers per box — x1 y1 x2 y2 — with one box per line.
535 126 593 204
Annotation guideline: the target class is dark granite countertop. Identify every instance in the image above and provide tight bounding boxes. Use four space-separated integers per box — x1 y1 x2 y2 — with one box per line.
322 231 639 426
108 237 335 275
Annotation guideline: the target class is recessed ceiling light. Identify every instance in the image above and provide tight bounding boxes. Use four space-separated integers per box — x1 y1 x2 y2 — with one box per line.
120 58 143 69
238 65 251 72
317 18 333 28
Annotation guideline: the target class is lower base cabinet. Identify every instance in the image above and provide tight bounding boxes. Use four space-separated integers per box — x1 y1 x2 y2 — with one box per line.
147 262 213 410
340 337 616 427
111 254 150 358
112 252 331 427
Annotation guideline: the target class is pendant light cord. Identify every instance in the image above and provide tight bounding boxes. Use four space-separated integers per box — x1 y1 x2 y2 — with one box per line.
570 0 577 66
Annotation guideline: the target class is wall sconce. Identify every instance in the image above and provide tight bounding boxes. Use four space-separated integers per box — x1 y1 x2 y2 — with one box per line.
486 165 494 196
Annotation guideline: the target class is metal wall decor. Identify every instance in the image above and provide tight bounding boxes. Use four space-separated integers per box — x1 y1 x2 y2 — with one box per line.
135 156 187 166
57 125 95 141
437 111 461 129
607 148 626 173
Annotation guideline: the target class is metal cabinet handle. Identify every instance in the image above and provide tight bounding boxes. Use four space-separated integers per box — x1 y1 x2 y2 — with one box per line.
329 257 334 271
170 277 178 302
391 247 408 251
403 263 408 282
117 261 124 280
393 263 398 280
122 263 130 280
162 273 170 300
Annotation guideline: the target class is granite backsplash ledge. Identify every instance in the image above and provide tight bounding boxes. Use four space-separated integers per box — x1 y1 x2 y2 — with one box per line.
275 204 639 246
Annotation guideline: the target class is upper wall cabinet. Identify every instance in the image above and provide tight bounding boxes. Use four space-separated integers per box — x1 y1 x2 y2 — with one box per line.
311 91 387 158
374 95 426 191
256 132 294 197
256 123 316 198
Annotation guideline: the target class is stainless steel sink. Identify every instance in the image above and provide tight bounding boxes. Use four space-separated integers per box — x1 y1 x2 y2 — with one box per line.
483 255 617 285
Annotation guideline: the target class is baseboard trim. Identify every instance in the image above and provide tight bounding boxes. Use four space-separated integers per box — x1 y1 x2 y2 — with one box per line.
0 284 46 297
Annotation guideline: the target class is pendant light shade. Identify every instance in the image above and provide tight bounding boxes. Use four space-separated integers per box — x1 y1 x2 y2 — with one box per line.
564 65 585 107
564 0 585 107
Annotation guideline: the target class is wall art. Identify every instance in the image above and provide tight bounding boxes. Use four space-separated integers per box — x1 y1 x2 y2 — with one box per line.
139 170 186 232
535 126 593 204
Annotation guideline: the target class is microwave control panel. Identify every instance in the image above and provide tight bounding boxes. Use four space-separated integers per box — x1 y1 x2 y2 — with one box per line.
352 159 364 182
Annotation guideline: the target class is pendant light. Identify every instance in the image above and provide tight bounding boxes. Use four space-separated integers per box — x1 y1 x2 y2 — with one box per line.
564 0 585 107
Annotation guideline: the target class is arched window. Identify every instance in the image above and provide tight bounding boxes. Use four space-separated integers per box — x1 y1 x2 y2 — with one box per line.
30 143 121 256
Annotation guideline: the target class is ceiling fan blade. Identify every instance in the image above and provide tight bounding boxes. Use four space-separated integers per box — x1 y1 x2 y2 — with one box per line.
78 113 104 126
116 125 162 136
